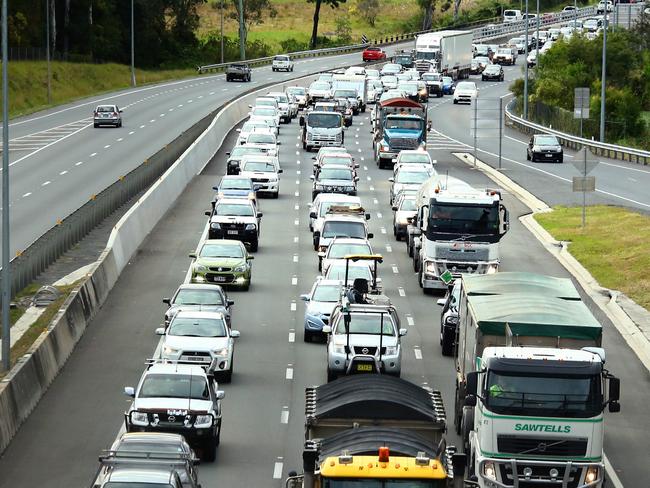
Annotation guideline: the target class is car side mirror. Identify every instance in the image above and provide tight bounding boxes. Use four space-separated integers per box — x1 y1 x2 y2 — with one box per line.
257 212 263 218
391 206 398 211
189 252 197 259
212 185 219 191
399 328 407 336
322 325 332 334
367 233 374 239
278 169 284 174
248 104 253 108
609 377 620 403
247 255 255 260
227 299 235 306
236 128 241 132
155 327 165 335
388 177 395 182
124 386 135 398
231 330 241 338
365 213 371 220
205 211 211 216
216 390 225 400
310 211 317 219
309 175 315 180
436 298 446 307
354 176 359 182
162 298 171 305
354 164 359 169
119 109 123 113
277 141 281 145
317 251 326 258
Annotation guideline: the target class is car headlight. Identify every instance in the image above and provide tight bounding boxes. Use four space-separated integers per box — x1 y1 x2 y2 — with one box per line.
486 264 498 274
425 261 437 274
332 344 346 354
533 145 541 151
379 142 389 151
212 347 230 356
315 184 325 189
210 222 221 229
585 466 600 484
245 223 257 230
385 346 398 355
445 315 459 326
483 461 497 480
307 132 314 140
194 414 214 428
194 264 208 273
318 245 327 252
131 411 149 426
163 344 179 355
233 264 247 273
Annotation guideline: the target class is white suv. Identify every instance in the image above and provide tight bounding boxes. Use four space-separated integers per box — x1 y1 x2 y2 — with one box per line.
272 55 294 72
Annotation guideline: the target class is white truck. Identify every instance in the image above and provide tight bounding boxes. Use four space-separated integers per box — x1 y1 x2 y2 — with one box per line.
407 175 509 292
331 74 367 114
414 30 473 78
454 272 621 488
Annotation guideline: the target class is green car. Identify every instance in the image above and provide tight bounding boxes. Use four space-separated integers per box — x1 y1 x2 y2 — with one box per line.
189 239 254 291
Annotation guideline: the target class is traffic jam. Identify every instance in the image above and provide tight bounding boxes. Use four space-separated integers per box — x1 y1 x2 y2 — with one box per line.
93 26 619 488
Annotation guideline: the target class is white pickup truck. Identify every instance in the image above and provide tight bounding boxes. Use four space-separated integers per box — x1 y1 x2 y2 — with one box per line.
272 55 294 72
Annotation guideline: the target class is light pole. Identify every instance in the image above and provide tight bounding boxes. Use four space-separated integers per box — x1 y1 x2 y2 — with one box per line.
534 0 539 71
45 0 51 105
523 0 529 119
130 0 136 87
220 0 224 64
599 10 608 142
238 0 246 60
1 0 10 372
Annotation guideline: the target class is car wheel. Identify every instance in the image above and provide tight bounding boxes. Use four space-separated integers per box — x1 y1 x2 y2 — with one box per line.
202 438 217 462
526 151 531 161
222 364 233 383
93 123 98 128
453 99 458 104
327 368 337 382
272 191 279 199
437 92 442 98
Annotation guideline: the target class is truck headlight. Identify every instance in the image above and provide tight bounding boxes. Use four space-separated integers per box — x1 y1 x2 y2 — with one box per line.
385 346 398 355
210 222 221 229
483 461 497 480
131 411 149 426
486 264 498 274
425 261 437 274
245 224 257 231
585 466 599 484
194 414 214 428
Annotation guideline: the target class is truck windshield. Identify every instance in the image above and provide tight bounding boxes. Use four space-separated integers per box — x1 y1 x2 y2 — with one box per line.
385 118 422 130
485 371 603 418
324 479 445 487
322 221 366 239
335 313 395 336
428 203 499 237
139 374 210 400
308 113 342 128
416 51 437 60
335 90 357 98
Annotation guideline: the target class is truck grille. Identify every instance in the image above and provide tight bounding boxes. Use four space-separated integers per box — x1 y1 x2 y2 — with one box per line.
222 223 246 231
390 137 420 150
351 346 386 355
498 463 581 488
437 262 485 278
315 134 337 142
252 177 270 183
416 60 434 73
497 436 588 457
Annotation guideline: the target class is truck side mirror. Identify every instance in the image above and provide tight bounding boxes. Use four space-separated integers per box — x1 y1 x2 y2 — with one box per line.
502 207 510 234
299 116 305 126
310 211 317 219
608 377 620 407
466 371 479 396
451 452 467 478
465 395 477 407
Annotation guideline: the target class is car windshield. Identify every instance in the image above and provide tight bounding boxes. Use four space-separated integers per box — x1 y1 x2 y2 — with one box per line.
366 70 380 77
422 74 441 81
383 64 401 72
97 105 116 112
274 94 289 103
382 76 397 84
334 313 395 335
200 243 244 258
312 283 341 302
231 147 264 158
139 374 210 400
242 161 276 172
386 117 421 130
252 107 276 116
322 221 366 238
256 99 276 107
215 203 254 216
220 178 252 190
328 242 371 258
319 201 359 217
428 203 499 235
399 82 418 92
497 49 511 55
486 65 500 73
322 157 352 167
485 371 603 418
396 170 430 184
274 56 289 61
399 199 417 211
174 289 224 306
536 135 559 145
287 87 306 95
115 440 186 454
442 77 453 84
326 264 372 282
247 133 275 144
334 90 357 98
311 82 330 90
168 316 227 337
457 82 476 91
476 57 490 63
242 122 268 132
105 484 173 488
400 153 430 163
319 168 353 181
307 113 341 128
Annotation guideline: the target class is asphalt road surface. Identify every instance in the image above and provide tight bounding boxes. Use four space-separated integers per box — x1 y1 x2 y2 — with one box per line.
0 77 648 487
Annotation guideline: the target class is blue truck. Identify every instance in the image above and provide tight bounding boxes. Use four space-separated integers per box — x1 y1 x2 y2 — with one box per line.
372 98 430 169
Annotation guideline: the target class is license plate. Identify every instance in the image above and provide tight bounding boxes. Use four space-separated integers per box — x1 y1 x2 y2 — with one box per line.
545 154 553 157
227 230 239 235
184 356 205 362
212 276 227 282
356 363 373 372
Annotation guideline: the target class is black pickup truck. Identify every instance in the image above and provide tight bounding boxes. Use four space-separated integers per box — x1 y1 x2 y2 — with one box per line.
226 63 251 82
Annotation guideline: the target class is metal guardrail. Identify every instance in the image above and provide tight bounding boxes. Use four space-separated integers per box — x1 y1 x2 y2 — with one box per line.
197 7 597 74
505 98 650 165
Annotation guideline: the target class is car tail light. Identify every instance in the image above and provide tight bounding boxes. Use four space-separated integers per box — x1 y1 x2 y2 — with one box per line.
112 112 118 117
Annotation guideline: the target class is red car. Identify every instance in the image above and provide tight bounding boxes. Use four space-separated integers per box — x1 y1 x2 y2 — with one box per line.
362 47 387 62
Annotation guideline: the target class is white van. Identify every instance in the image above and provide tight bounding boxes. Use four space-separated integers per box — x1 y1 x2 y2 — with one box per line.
503 9 523 23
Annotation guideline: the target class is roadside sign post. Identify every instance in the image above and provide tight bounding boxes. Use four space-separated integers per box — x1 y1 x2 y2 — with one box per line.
1 0 9 371
573 87 590 139
571 147 598 228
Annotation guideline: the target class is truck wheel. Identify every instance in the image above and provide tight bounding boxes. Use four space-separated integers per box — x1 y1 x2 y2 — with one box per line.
407 238 413 258
454 386 463 435
413 254 420 272
327 368 337 382
250 240 258 252
441 326 455 356
461 406 475 455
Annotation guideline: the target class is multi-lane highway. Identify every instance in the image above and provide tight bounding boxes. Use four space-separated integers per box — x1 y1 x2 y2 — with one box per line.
0 55 649 487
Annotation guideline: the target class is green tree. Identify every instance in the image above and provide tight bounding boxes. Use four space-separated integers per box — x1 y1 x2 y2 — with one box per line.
418 0 437 30
356 0 379 27
229 0 277 46
335 15 352 44
308 0 347 49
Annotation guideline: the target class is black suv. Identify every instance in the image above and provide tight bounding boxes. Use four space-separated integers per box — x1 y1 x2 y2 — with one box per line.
226 63 251 82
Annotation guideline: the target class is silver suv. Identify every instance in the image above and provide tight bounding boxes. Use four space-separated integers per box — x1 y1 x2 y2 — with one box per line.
323 303 406 381
94 104 122 128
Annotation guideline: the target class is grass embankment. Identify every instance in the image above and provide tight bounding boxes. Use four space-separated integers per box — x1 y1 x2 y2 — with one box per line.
535 206 650 309
7 61 195 119
0 281 80 378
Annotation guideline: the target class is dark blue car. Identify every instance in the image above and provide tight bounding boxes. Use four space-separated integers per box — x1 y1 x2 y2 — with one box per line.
211 175 258 208
441 77 455 95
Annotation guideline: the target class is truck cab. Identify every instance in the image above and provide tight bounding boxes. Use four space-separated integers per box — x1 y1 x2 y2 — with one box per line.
300 111 344 152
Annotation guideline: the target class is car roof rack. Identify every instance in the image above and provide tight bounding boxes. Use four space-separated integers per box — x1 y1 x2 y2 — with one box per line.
326 204 367 215
144 358 218 375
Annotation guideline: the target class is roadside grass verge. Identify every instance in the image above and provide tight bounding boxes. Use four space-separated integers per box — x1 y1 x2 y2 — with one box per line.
6 61 195 119
534 206 650 309
0 281 81 378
